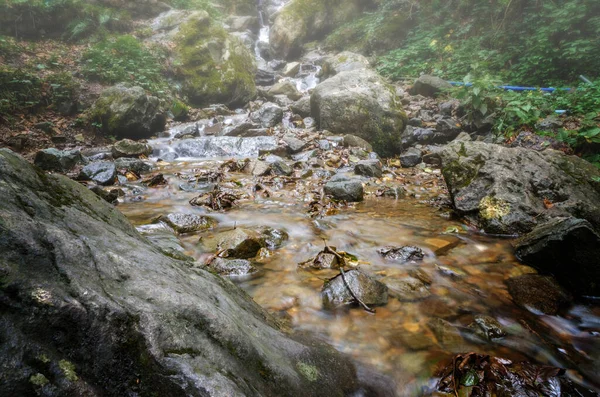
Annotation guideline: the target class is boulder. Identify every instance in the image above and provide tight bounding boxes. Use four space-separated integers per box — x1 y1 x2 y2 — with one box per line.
321 51 370 79
0 148 362 396
89 84 166 139
265 155 293 176
250 102 284 128
354 160 382 178
506 274 572 315
440 141 600 235
291 97 311 117
155 213 217 234
269 0 371 59
34 148 85 173
343 134 373 152
514 218 600 296
322 270 388 309
399 148 422 168
111 139 153 159
282 61 301 77
411 75 452 97
311 69 407 156
324 177 364 202
267 80 303 101
79 161 117 185
137 223 195 262
174 12 257 107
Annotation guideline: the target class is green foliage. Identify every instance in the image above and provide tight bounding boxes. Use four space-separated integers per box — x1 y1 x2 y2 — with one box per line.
377 0 600 85
0 67 44 119
81 35 168 95
0 35 21 59
65 4 131 41
166 0 219 16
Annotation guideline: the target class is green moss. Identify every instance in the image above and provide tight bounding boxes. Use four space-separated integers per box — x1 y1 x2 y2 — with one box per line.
30 373 49 386
58 359 78 382
479 196 510 220
296 362 319 382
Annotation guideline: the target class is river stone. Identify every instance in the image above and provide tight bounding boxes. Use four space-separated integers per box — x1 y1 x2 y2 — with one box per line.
321 51 370 79
291 97 311 117
257 226 289 249
89 84 166 139
343 134 373 152
427 318 464 349
411 75 452 97
267 80 303 101
514 217 600 296
354 160 382 178
399 148 423 167
385 277 431 302
200 228 265 258
322 270 388 310
245 159 272 176
0 149 363 396
377 246 424 263
90 185 119 205
282 61 301 77
311 69 407 156
137 223 195 262
265 155 293 176
220 121 259 137
506 274 572 315
324 178 364 202
34 148 85 172
208 257 257 276
440 141 600 235
250 102 284 128
79 161 117 185
111 139 153 159
283 134 306 153
156 213 217 234
114 158 154 174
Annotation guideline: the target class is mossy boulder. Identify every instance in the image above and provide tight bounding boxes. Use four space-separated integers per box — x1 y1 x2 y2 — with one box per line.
320 51 370 79
174 12 257 108
89 84 166 139
311 69 407 156
269 0 375 59
440 141 600 234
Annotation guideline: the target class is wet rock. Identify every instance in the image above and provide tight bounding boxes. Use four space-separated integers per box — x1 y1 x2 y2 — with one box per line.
395 330 435 351
258 226 289 249
179 182 216 193
467 315 506 340
250 102 284 128
399 148 422 167
292 149 318 162
200 228 265 259
89 84 166 139
265 155 293 176
322 270 388 310
155 213 216 234
311 252 340 269
377 246 424 263
514 217 600 296
400 126 435 147
1 149 363 396
79 161 117 185
246 159 272 176
256 68 276 86
220 121 259 137
34 148 85 172
324 177 364 202
321 51 370 79
282 61 301 77
162 136 278 158
422 151 442 166
440 141 600 234
282 134 307 153
290 97 311 117
111 139 153 159
142 173 167 187
267 80 303 101
342 134 373 152
506 274 572 315
376 185 407 199
208 257 257 276
311 69 407 156
435 117 462 141
114 158 154 174
354 160 382 178
411 75 452 97
427 318 464 348
385 277 431 302
509 130 570 152
90 185 119 204
137 223 194 262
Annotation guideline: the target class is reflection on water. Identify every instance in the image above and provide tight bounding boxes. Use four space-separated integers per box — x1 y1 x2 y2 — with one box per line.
119 160 600 395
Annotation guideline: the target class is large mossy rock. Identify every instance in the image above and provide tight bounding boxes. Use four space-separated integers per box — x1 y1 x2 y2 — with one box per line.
269 0 374 59
0 149 363 396
311 69 407 156
174 12 257 108
89 84 167 139
440 141 600 235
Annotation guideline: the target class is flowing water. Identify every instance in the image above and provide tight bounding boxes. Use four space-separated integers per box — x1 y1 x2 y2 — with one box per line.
119 156 600 395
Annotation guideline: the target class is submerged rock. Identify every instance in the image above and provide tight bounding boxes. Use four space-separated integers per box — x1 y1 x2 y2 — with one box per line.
155 213 217 234
385 277 431 302
311 69 407 156
377 246 424 263
0 149 362 396
506 274 572 315
467 315 506 341
322 270 388 310
34 148 85 173
200 228 265 259
440 141 600 235
514 218 600 296
208 257 257 277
